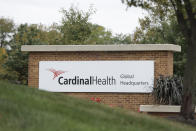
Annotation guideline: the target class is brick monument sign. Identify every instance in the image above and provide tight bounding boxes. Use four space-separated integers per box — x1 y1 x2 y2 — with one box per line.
21 44 181 111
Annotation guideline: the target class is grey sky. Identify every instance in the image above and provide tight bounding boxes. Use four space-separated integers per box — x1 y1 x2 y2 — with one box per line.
0 0 146 34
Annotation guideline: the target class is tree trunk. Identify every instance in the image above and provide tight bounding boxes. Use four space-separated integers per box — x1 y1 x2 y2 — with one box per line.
180 23 196 120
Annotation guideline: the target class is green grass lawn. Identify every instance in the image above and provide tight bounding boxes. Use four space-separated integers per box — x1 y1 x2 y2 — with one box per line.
0 81 195 131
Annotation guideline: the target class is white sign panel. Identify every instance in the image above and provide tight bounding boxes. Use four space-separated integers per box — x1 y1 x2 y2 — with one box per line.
39 61 154 93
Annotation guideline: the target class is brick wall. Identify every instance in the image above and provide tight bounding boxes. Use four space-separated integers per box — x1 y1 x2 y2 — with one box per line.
28 51 173 111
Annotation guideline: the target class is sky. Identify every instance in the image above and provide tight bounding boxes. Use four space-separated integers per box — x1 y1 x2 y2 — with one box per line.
0 0 146 34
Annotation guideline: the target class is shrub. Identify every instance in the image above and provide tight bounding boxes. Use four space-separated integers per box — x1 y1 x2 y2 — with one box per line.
153 75 183 105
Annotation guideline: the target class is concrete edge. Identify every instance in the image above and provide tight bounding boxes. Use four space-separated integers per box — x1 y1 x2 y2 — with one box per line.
140 105 196 113
21 44 181 52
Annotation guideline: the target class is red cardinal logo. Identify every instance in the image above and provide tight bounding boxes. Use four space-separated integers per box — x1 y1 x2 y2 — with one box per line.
47 68 66 80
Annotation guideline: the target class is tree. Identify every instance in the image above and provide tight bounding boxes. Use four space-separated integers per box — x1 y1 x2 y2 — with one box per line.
112 33 132 44
60 6 94 44
0 17 14 48
122 0 196 120
0 48 8 79
5 24 49 84
132 9 186 76
59 6 130 45
86 24 114 44
47 23 62 45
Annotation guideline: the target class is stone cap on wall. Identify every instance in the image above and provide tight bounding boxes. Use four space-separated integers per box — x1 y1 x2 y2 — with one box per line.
21 44 181 52
140 105 196 113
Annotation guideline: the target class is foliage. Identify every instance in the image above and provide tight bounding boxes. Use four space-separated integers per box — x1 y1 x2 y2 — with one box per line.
46 23 62 45
132 10 186 76
0 81 195 131
0 48 6 64
0 48 8 79
4 24 49 84
153 76 183 105
59 6 131 45
60 6 94 44
0 17 14 48
112 34 132 44
86 24 113 44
